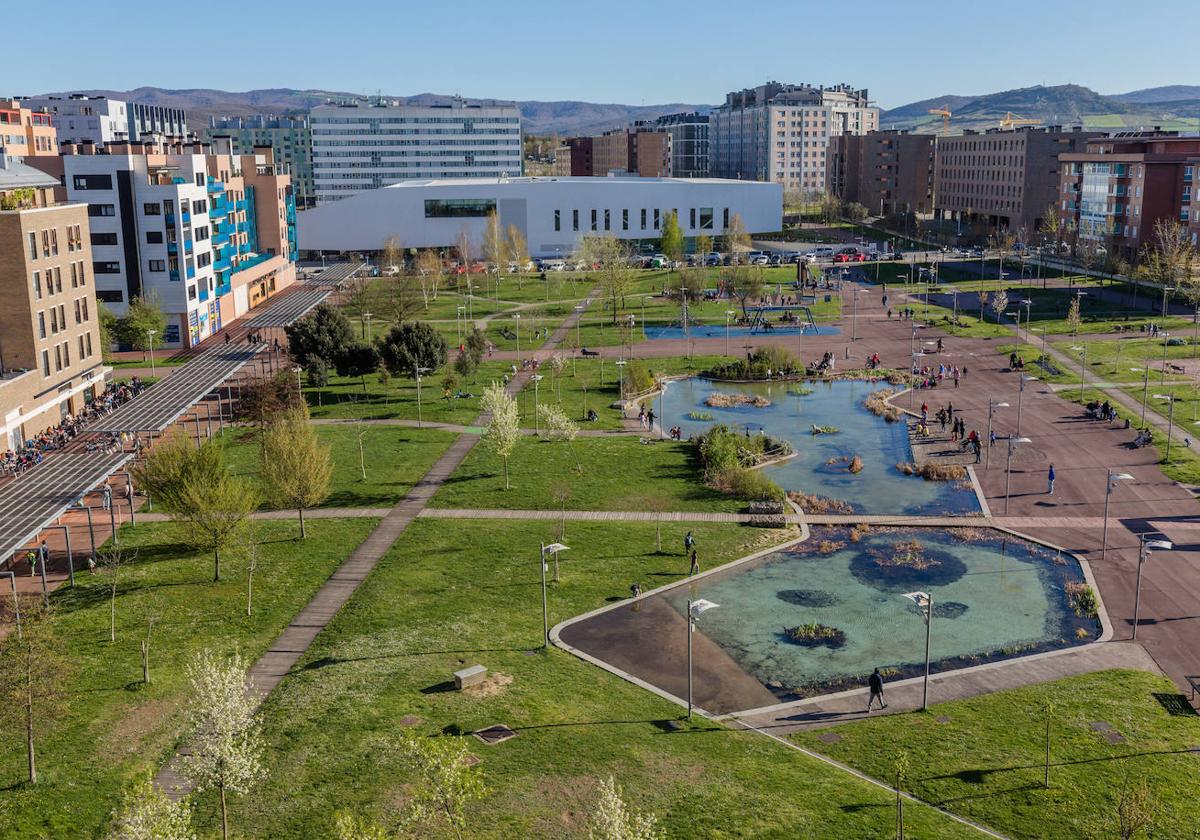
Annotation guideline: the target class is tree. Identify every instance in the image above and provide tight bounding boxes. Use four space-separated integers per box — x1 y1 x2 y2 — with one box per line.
141 592 158 685
98 302 119 362
378 322 448 378
382 272 424 326
176 470 259 582
576 235 635 323
819 193 843 224
0 598 68 784
334 812 391 840
335 341 381 391
539 402 581 471
133 428 223 514
588 775 663 840
481 211 509 277
1115 773 1155 840
98 547 131 643
181 650 266 840
381 235 405 275
722 213 751 261
285 303 355 369
1066 295 1082 336
977 290 990 321
107 776 196 840
414 249 444 310
892 751 909 840
727 265 764 316
844 202 869 222
115 294 169 358
481 382 520 490
455 225 474 278
990 288 1009 323
392 731 486 839
660 210 684 264
1141 219 1198 322
260 405 332 538
550 481 571 540
244 543 258 618
1042 699 1055 788
507 225 530 279
695 233 713 263
465 327 488 367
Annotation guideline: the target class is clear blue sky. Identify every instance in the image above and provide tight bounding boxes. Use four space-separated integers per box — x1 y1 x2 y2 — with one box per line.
3 0 1192 109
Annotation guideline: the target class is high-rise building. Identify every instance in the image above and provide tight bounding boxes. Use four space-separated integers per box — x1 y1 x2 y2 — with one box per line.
1058 134 1200 262
590 122 670 178
709 82 878 192
0 151 107 450
19 95 189 146
203 115 315 208
310 98 523 203
655 112 709 178
30 138 297 348
553 137 593 177
829 131 936 216
934 126 1103 235
1 99 57 156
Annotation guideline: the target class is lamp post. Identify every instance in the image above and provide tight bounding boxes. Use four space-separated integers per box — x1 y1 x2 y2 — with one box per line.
1019 299 1032 338
292 366 303 407
613 360 626 407
513 314 521 365
1131 366 1151 426
362 311 373 341
1159 332 1171 385
539 542 569 647
725 309 736 356
902 591 933 711
1069 345 1087 403
532 373 544 434
1032 326 1048 363
1153 394 1177 462
456 305 466 341
1100 470 1134 562
1161 285 1175 320
1015 375 1038 436
146 329 157 377
985 400 1009 469
909 352 920 410
687 598 720 719
1132 536 1173 639
851 285 860 341
1004 436 1032 514
414 366 430 428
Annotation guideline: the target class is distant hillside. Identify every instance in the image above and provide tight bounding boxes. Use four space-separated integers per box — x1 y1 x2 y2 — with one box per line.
1114 86 1200 104
879 94 978 129
28 86 712 137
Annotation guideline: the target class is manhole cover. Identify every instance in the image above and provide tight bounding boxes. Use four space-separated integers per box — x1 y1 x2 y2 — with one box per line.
398 715 423 727
1104 731 1126 745
1090 721 1111 732
817 732 843 744
473 724 517 745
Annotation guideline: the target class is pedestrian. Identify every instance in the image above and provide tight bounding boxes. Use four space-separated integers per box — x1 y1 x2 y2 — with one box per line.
630 582 642 598
974 437 982 463
684 530 695 555
124 481 134 506
690 549 700 576
1047 463 1055 495
26 550 37 577
87 557 97 573
647 407 656 430
39 539 49 573
102 484 112 511
224 332 231 345
867 667 887 711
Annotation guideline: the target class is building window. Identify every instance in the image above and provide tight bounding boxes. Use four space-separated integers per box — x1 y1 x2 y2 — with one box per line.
641 208 647 230
622 209 629 231
653 209 660 230
87 204 116 217
79 335 85 360
32 271 41 299
146 231 163 244
553 209 560 232
148 259 166 271
96 289 124 303
572 209 579 231
191 199 208 214
604 209 611 231
28 232 37 260
144 202 161 215
54 267 62 293
700 207 714 230
590 209 597 231
86 333 93 357
74 299 82 323
54 344 62 372
42 350 50 377
690 208 697 229
423 198 496 218
93 261 121 274
91 232 118 246
37 311 45 338
72 174 113 190
723 208 730 229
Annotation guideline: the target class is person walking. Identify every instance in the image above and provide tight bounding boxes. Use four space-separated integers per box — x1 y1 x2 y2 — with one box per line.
38 540 49 575
867 667 887 711
684 531 695 556
1047 463 1056 495
124 481 134 508
689 550 700 577
102 484 112 511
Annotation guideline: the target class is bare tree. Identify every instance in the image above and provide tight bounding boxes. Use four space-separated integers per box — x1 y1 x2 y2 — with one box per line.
382 235 405 275
1115 773 1155 840
455 225 474 279
576 235 636 324
244 543 259 618
98 547 132 642
723 213 752 261
507 224 530 291
550 481 571 540
414 249 444 311
0 598 68 784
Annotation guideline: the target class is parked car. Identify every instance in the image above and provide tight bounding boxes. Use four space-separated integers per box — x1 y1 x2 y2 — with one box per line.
542 259 567 272
705 252 723 266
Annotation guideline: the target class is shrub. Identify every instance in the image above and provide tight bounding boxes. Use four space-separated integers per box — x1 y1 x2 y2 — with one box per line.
705 346 799 380
1065 582 1099 618
622 360 655 395
709 465 785 502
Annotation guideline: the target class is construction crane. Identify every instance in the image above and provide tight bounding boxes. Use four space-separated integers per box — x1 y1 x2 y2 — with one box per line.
928 106 952 134
999 112 1042 130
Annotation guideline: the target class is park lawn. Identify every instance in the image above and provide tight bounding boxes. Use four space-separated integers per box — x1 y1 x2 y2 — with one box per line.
217 424 458 509
107 355 189 369
230 518 979 840
920 308 1016 339
791 669 1200 840
431 435 745 514
1056 337 1200 385
995 344 1081 385
303 360 513 424
0 517 379 838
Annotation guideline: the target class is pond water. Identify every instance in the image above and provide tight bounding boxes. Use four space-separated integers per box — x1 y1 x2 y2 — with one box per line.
664 527 1098 702
658 377 980 515
645 323 840 340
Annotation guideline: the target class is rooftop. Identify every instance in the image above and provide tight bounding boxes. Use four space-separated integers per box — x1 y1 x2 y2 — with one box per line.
382 175 774 189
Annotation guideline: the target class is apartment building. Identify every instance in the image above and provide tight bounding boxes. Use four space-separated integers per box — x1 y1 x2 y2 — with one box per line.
934 126 1103 235
1 100 57 156
0 152 107 451
30 139 297 349
310 98 523 203
829 131 936 216
20 95 189 146
204 115 314 208
553 137 593 177
709 82 879 192
1057 134 1200 261
591 123 671 177
655 112 709 178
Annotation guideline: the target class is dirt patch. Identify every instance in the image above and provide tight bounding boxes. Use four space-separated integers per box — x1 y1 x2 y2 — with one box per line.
463 671 513 698
102 698 175 759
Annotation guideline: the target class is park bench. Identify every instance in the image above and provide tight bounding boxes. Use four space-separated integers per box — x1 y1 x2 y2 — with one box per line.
454 664 488 690
580 348 600 357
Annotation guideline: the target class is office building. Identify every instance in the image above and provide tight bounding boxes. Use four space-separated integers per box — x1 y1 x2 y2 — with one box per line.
20 95 189 146
297 175 781 257
655 112 709 178
829 131 936 216
1 99 57 156
310 98 523 203
591 123 670 178
204 115 315 208
0 151 108 450
709 82 879 192
31 139 297 348
1058 134 1200 261
553 137 593 177
934 126 1103 234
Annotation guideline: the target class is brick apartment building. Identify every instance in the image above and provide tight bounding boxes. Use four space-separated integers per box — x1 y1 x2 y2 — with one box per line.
0 152 107 451
553 137 594 176
588 124 671 178
934 126 1103 235
829 131 936 216
1058 134 1200 262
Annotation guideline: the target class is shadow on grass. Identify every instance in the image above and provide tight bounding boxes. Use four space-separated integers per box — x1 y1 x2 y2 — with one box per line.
295 647 530 674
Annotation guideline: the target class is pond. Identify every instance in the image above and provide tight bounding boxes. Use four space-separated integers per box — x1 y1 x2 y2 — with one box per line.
657 377 980 515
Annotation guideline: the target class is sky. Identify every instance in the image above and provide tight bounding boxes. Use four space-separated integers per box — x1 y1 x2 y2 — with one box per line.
2 0 1193 109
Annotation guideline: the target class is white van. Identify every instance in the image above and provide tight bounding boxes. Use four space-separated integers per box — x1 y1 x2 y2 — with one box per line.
542 259 567 272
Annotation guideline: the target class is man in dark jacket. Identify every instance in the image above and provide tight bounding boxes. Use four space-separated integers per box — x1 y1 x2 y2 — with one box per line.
867 668 887 711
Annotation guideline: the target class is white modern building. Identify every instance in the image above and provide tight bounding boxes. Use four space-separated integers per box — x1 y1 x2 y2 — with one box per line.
310 98 522 203
19 95 189 146
296 175 781 257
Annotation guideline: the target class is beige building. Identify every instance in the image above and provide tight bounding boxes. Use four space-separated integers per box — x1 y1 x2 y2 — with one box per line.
0 153 107 451
1 99 57 156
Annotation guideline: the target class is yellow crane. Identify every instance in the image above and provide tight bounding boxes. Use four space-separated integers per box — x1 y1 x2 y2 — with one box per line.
928 106 952 134
999 112 1041 130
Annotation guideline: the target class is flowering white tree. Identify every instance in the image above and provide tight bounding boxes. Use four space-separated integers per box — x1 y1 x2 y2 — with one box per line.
481 382 521 490
588 776 664 840
181 650 266 840
106 777 195 840
989 288 1009 323
393 731 486 838
539 402 582 472
334 812 391 840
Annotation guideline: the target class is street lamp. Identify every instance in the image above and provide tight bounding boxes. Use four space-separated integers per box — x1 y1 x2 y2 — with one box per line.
1132 536 1172 640
1100 470 1134 562
1015 375 1038 436
539 542 569 647
1004 436 1032 514
1070 345 1087 402
532 373 544 434
414 366 430 428
1031 326 1049 363
725 309 736 356
146 329 157 376
574 304 584 349
513 313 522 365
292 365 303 407
1019 299 1032 338
902 591 933 711
851 285 860 341
1153 394 1177 462
1131 367 1151 425
985 400 1009 468
362 311 373 341
687 598 720 719
1159 332 1171 385
456 305 466 341
614 360 626 407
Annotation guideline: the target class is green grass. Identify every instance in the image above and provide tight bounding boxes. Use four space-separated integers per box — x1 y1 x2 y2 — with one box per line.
431 436 744 514
227 518 979 839
1056 338 1200 385
0 517 379 838
106 355 189 369
217 424 458 509
791 669 1200 840
303 361 513 423
995 344 1080 385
